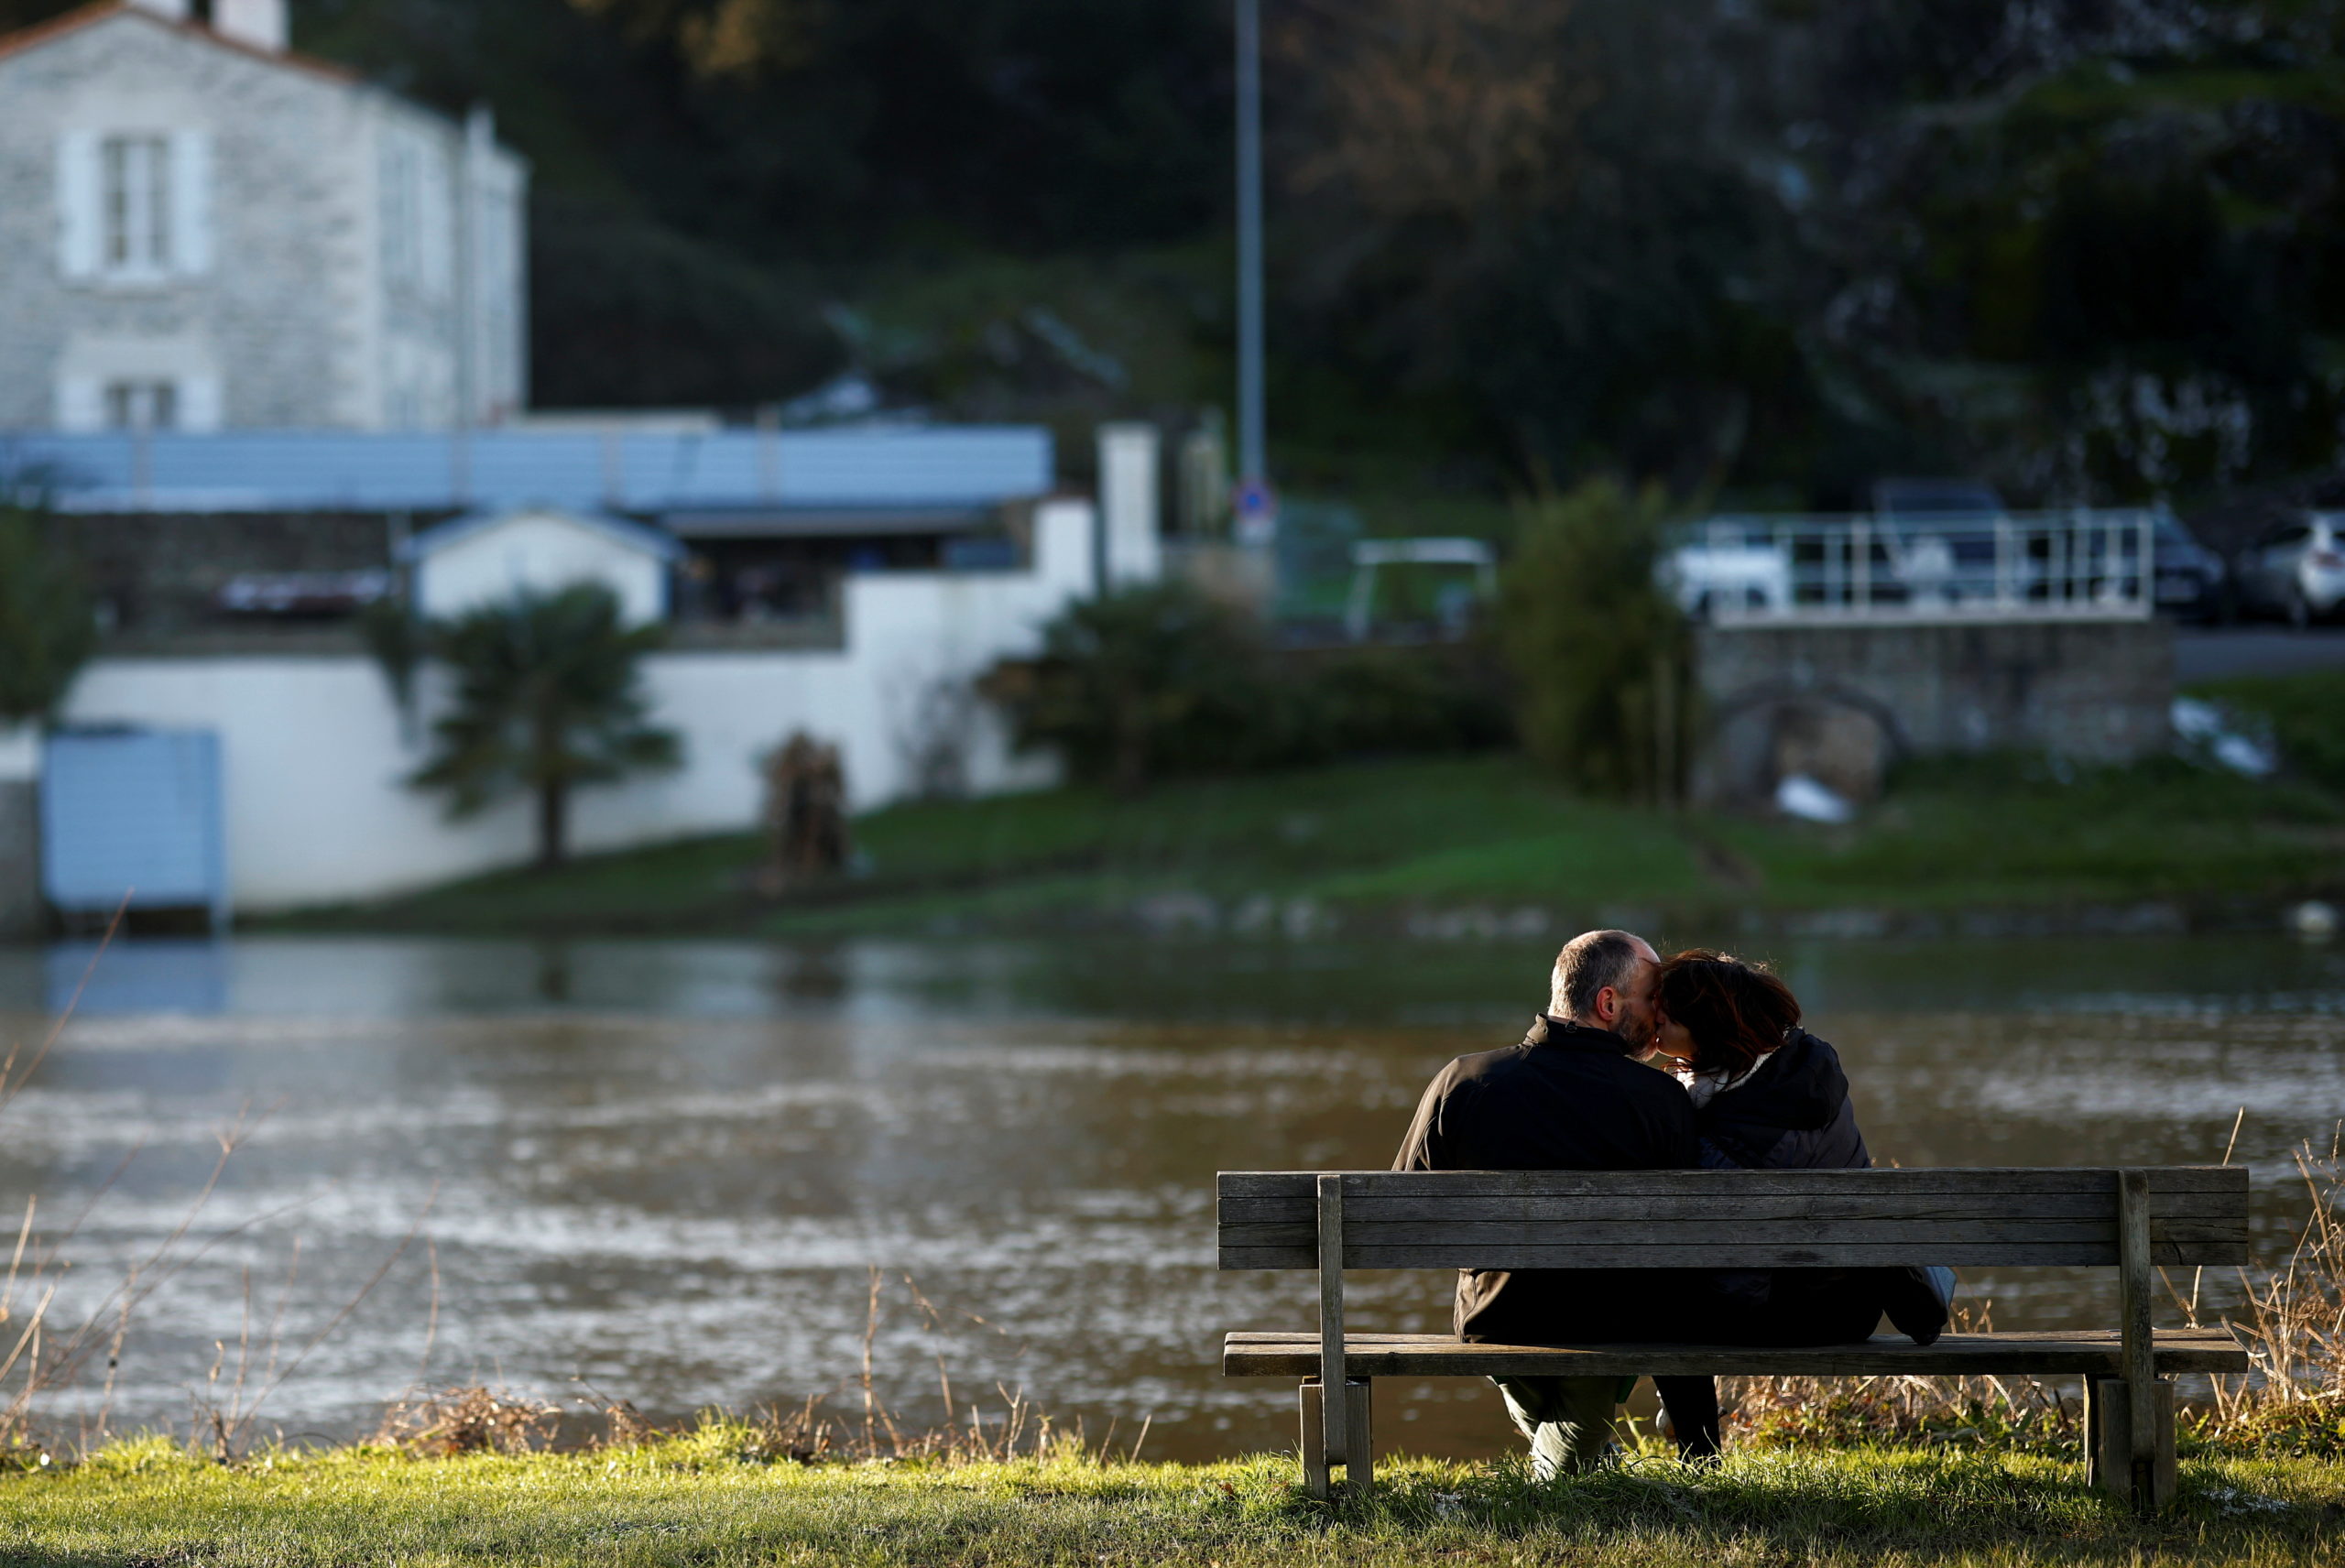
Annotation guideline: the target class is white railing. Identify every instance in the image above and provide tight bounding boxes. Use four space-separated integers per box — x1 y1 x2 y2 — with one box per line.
1669 509 2161 623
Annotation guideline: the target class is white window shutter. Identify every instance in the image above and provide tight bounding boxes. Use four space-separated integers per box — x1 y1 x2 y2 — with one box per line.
179 373 224 431
169 131 212 277
55 131 100 279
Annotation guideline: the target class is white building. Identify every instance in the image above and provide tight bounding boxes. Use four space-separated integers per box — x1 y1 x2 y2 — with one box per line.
405 507 683 627
0 0 528 433
58 495 1104 912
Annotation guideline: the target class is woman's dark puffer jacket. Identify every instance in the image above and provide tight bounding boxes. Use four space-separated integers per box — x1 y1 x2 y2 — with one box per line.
1695 1029 1952 1345
1696 1027 1867 1172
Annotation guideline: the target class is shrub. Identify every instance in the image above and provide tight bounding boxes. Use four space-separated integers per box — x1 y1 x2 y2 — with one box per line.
1285 644 1513 761
1496 479 1694 802
1001 582 1276 794
1001 583 1511 791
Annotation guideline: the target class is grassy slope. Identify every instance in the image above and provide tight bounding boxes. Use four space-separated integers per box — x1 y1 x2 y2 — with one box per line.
3 1439 2340 1567
275 746 2345 939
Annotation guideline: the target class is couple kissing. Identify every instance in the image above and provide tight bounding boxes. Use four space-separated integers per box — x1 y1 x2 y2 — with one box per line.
1393 929 1957 1475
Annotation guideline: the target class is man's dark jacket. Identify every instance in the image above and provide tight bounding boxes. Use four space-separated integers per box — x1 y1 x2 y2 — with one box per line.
1391 1014 1703 1345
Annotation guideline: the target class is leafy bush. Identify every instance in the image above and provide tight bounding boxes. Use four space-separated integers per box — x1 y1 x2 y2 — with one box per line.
1287 644 1513 760
999 583 1273 794
1495 479 1693 802
999 583 1510 792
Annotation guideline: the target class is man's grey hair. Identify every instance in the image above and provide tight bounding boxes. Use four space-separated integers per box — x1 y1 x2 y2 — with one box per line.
1549 929 1652 1021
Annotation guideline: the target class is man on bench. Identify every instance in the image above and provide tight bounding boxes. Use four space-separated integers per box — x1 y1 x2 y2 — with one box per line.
1392 929 1949 1475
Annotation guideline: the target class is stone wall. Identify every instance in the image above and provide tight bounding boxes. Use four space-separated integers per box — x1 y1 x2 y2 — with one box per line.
1692 616 2175 804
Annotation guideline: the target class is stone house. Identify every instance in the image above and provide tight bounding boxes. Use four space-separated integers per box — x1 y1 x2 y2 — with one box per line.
0 0 527 433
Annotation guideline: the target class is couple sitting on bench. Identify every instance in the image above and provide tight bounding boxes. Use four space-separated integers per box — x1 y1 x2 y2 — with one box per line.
1393 928 1955 1475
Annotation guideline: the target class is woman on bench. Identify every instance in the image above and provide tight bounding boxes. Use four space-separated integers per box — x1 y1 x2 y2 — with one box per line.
1642 951 1955 1461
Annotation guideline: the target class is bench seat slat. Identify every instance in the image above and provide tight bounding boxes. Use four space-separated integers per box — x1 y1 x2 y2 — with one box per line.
1220 1239 2248 1269
1220 1218 2249 1248
1217 1192 2249 1225
1223 1328 2250 1379
1218 1168 2247 1200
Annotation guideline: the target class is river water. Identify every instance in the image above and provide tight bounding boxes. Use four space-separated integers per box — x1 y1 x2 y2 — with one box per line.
0 931 2339 1461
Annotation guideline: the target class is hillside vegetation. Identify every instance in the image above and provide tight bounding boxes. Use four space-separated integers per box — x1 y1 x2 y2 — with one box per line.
5 0 2340 514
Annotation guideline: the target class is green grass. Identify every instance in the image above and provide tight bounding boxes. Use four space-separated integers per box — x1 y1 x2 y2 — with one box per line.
1718 752 2345 911
273 743 2345 940
3 1436 2340 1567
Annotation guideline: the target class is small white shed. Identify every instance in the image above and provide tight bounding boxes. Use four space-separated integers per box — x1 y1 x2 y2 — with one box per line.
401 506 682 625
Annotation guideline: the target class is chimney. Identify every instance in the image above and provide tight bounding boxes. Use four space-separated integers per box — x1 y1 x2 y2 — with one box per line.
125 0 193 18
213 0 289 51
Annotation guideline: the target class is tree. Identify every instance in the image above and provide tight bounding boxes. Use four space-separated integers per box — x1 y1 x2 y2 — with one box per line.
1001 582 1272 796
0 505 96 725
404 584 682 868
1497 480 1692 804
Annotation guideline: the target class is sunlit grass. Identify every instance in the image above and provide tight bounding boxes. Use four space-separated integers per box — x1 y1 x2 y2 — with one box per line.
3 1435 2340 1567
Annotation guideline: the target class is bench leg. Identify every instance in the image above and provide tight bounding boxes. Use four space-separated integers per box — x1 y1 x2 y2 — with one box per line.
1299 1380 1327 1498
2085 1375 2176 1511
1298 1378 1372 1497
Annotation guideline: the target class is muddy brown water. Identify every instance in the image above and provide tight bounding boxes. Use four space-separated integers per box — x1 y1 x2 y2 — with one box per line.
0 931 2339 1461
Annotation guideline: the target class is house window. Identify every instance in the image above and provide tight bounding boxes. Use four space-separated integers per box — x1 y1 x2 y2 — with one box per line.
381 136 418 287
104 380 179 431
102 135 172 273
379 128 452 298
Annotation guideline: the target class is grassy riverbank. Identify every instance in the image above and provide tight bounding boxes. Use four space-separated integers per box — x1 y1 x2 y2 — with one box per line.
276 745 2345 940
4 1437 2340 1567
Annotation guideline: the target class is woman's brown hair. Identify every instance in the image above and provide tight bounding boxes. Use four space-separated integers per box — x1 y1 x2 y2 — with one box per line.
1652 949 1801 1076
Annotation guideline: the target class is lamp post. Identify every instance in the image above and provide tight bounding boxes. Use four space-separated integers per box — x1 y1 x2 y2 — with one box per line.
1234 0 1274 545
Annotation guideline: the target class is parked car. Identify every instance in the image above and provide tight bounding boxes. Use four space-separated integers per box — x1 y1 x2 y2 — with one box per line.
2235 512 2345 626
1664 523 1793 619
2144 513 2225 620
1875 480 2222 617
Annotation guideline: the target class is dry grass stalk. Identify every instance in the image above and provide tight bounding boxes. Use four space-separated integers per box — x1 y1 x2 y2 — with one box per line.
1718 1301 2078 1454
375 1386 562 1457
2185 1127 2345 1455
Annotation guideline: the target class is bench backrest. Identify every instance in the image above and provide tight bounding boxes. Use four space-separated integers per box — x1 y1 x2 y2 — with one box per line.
1217 1167 2250 1271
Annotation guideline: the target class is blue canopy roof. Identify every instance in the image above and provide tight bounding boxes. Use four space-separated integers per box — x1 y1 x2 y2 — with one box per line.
0 426 1055 515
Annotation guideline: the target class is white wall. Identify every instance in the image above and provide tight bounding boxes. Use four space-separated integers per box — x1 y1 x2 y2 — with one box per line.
413 510 670 625
60 498 1096 911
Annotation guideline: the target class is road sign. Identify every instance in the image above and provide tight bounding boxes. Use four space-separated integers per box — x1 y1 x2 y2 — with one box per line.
1233 477 1279 546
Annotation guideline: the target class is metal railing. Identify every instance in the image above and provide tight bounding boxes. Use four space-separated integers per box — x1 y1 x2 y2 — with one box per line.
1670 509 2162 623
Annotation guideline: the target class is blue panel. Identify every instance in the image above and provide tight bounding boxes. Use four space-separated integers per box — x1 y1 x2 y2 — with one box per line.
41 730 227 916
5 427 1057 515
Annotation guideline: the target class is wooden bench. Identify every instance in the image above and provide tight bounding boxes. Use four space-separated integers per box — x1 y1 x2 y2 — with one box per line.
1218 1167 2251 1508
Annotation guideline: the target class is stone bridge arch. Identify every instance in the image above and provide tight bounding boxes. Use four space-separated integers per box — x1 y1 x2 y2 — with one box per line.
1692 680 1909 808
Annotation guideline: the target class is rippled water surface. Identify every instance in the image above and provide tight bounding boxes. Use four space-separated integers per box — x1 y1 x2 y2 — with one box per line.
0 932 2340 1461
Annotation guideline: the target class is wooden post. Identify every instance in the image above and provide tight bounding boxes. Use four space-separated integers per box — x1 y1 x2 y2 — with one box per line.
1298 1380 1328 1498
2081 1375 2102 1492
1299 1377 1371 1498
1316 1173 1347 1495
2116 1169 2170 1511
